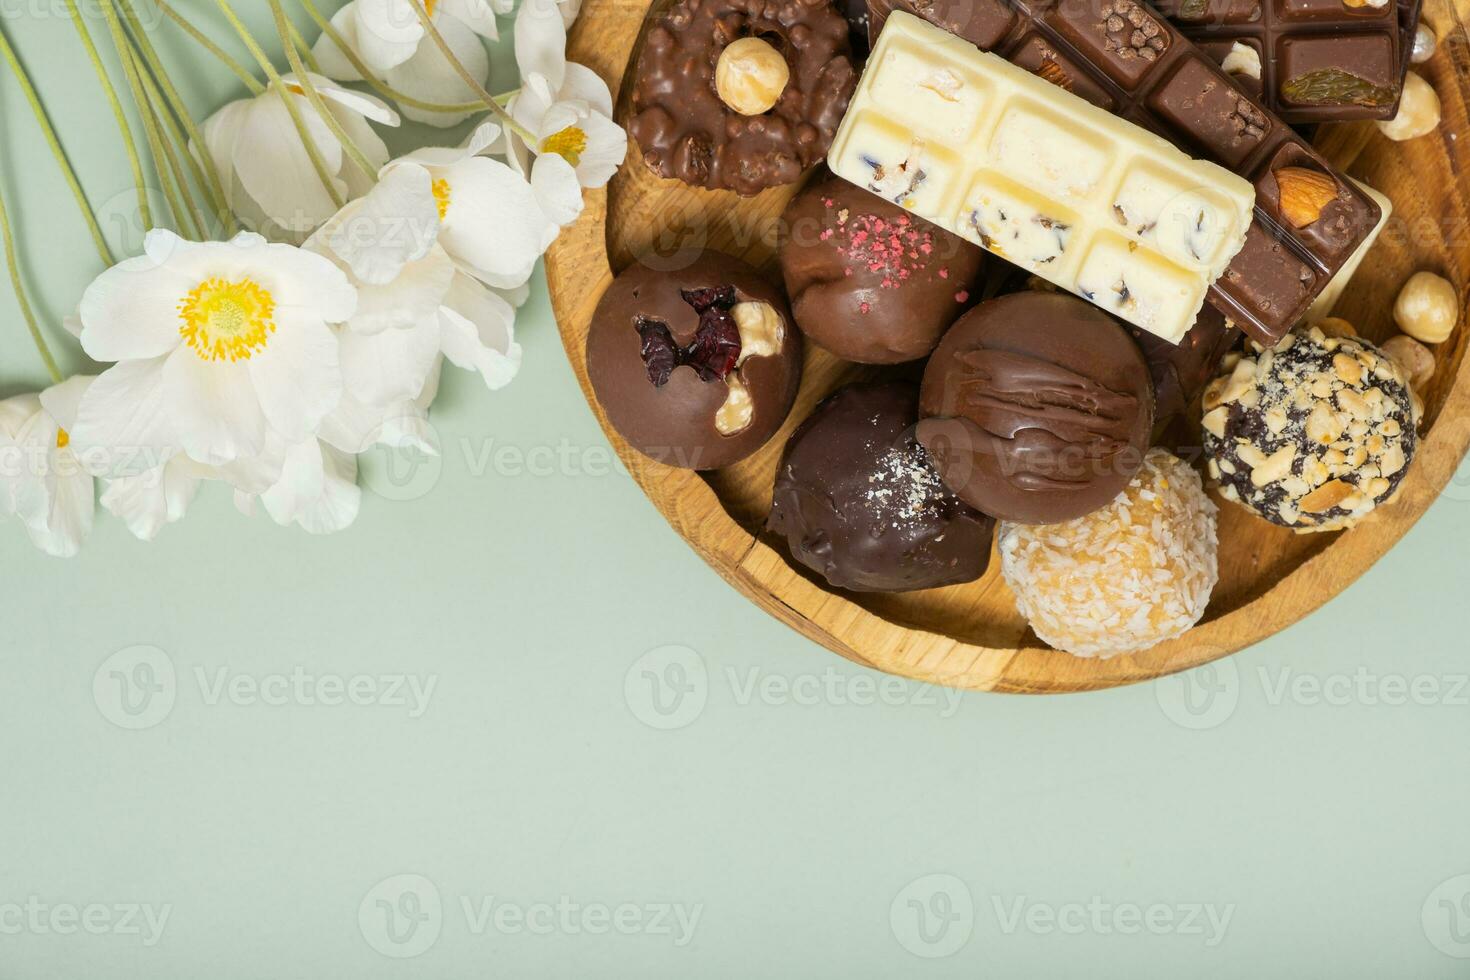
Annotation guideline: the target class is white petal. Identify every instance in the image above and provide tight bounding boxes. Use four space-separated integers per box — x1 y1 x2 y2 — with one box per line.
261 438 361 534
438 273 522 389
299 71 401 125
200 98 251 210
515 0 568 91
68 358 178 477
382 12 489 127
246 314 343 443
531 152 584 227
338 316 441 404
23 466 93 558
348 246 456 334
436 157 553 288
561 62 615 118
439 0 500 38
352 0 426 71
38 375 94 432
322 164 441 284
77 237 195 361
234 95 344 232
312 5 368 81
319 383 435 455
567 108 626 188
161 347 268 465
99 455 206 541
251 239 360 325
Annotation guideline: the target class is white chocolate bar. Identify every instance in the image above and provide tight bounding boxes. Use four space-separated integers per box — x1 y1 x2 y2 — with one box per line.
1306 181 1391 324
827 11 1256 343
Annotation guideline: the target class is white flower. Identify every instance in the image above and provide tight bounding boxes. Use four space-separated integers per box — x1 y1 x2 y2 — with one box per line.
70 230 357 472
514 0 578 88
308 164 522 405
234 436 363 535
509 68 625 190
0 377 97 558
99 454 211 542
201 73 399 236
314 0 506 127
381 122 574 290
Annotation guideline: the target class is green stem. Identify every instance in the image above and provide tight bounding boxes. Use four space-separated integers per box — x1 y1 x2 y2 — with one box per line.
214 0 346 212
0 25 115 267
104 8 200 238
125 32 212 238
406 0 539 145
154 0 266 96
287 19 322 74
268 0 378 183
0 178 63 384
298 0 493 115
64 0 152 232
117 0 238 235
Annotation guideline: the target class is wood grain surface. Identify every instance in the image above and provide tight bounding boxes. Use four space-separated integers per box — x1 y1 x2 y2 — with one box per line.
544 0 1470 693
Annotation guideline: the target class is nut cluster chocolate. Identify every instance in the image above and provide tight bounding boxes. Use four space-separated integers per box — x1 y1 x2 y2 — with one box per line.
1201 325 1419 531
768 382 995 592
628 0 858 196
779 172 984 363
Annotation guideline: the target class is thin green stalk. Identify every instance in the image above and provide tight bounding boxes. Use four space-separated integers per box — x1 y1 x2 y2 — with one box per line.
286 18 322 74
0 179 63 384
154 0 265 95
213 0 345 211
117 0 237 235
0 26 115 266
298 0 492 115
126 37 213 238
405 0 538 145
268 0 378 183
64 0 152 231
105 10 200 238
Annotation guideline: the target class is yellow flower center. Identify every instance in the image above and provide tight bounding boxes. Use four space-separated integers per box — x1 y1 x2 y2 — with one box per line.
425 0 438 13
178 277 277 362
55 428 69 449
431 177 452 221
542 125 588 167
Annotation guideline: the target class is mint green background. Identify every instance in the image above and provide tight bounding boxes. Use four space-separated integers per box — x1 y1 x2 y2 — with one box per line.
3 7 1470 977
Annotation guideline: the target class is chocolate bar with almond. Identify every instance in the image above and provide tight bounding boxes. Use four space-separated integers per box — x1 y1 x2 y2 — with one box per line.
868 0 1383 344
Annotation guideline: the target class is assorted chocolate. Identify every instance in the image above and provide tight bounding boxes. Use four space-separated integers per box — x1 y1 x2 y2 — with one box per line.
594 0 1440 658
1201 324 1418 531
779 172 984 363
768 382 996 591
917 292 1155 524
628 0 858 196
863 0 1383 347
1155 0 1422 123
586 251 802 470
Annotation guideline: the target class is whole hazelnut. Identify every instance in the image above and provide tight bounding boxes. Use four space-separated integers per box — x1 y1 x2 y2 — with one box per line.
1411 22 1436 63
1377 72 1440 141
1393 271 1459 343
1380 334 1436 390
716 37 790 116
1313 316 1358 339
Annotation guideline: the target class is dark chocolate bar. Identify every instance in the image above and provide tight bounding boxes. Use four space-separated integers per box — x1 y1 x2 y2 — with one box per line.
1156 0 1423 123
868 0 1383 345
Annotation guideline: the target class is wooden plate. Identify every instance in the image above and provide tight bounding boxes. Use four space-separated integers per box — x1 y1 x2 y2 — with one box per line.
545 0 1470 693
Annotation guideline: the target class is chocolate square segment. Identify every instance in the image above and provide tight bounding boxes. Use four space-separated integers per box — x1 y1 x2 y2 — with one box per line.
1276 0 1395 22
1162 0 1264 26
1197 38 1266 97
1255 144 1378 265
1010 32 1117 109
882 0 1018 48
1278 34 1398 108
1149 55 1271 168
1043 0 1171 87
1217 221 1319 326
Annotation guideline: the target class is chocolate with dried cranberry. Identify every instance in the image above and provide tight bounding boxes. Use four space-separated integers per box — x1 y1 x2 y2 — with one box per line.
779 172 983 364
768 382 995 592
587 251 802 470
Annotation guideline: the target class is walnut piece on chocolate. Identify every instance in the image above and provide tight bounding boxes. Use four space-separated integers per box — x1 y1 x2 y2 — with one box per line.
629 0 858 196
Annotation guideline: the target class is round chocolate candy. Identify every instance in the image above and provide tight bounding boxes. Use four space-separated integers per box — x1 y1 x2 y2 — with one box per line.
627 0 857 196
768 382 995 592
779 172 984 364
586 251 802 470
916 292 1155 524
1201 323 1418 532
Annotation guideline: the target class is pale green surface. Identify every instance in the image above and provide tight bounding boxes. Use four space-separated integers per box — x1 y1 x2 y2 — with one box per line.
2 9 1470 978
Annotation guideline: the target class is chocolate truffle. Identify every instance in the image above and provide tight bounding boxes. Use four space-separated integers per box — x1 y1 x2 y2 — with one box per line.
768 382 995 592
587 252 803 470
1201 324 1418 532
779 173 984 364
917 292 1156 524
628 0 857 196
1000 449 1219 658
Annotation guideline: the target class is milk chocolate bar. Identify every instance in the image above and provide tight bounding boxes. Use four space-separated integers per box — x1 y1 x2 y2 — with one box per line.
1157 0 1422 123
829 12 1257 342
868 0 1384 345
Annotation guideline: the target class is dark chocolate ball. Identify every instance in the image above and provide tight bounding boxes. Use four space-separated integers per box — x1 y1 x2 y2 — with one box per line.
917 292 1155 524
779 173 984 364
768 381 995 592
587 252 803 470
